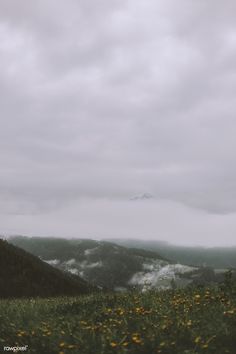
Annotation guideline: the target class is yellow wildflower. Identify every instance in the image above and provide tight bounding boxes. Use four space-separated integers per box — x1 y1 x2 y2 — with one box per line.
202 344 208 349
68 345 76 349
110 342 118 348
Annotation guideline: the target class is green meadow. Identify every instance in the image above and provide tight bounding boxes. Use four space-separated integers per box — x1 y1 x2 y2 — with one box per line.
1 284 236 354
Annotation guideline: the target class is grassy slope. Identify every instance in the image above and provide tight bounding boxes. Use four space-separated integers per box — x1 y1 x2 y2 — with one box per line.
0 285 235 354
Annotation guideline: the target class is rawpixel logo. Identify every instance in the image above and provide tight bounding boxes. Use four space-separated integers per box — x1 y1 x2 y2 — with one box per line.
3 346 28 352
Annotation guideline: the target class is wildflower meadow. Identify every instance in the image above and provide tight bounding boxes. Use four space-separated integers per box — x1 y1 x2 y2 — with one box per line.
0 284 236 354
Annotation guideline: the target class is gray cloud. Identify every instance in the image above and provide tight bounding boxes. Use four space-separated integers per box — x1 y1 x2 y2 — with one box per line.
1 0 236 245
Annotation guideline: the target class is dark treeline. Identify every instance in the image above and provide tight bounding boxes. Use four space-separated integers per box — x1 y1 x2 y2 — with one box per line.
0 239 94 298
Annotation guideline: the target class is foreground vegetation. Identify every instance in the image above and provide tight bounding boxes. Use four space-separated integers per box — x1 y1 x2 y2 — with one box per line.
0 284 236 354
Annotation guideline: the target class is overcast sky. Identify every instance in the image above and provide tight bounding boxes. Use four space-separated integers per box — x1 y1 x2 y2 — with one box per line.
1 0 236 246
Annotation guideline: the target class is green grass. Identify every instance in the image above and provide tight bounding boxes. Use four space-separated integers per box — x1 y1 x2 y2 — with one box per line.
0 286 236 354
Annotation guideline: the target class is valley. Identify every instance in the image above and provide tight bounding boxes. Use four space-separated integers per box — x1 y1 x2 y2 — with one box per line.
8 236 234 292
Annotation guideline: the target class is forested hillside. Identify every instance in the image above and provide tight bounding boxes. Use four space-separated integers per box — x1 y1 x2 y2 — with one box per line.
0 239 93 298
109 239 236 269
8 236 168 290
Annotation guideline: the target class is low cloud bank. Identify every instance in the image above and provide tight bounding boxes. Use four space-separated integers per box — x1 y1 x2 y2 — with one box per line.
1 198 236 246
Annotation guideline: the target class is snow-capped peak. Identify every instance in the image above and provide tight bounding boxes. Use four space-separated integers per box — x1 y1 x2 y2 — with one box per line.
130 193 153 201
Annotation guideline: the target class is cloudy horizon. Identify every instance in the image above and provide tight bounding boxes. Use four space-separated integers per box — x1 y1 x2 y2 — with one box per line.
1 1 236 246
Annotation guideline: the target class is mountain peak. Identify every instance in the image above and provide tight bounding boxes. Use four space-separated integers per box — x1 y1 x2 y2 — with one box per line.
130 193 153 201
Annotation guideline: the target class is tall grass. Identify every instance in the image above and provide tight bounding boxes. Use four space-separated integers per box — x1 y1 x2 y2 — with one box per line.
0 285 236 353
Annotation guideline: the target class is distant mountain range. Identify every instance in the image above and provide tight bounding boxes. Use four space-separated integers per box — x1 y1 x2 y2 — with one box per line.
0 238 93 298
106 239 236 269
8 236 231 292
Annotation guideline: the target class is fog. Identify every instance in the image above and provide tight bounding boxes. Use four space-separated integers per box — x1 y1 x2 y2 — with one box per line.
1 198 236 247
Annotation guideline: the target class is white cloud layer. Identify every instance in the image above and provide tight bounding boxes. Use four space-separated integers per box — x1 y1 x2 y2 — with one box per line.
1 199 236 246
